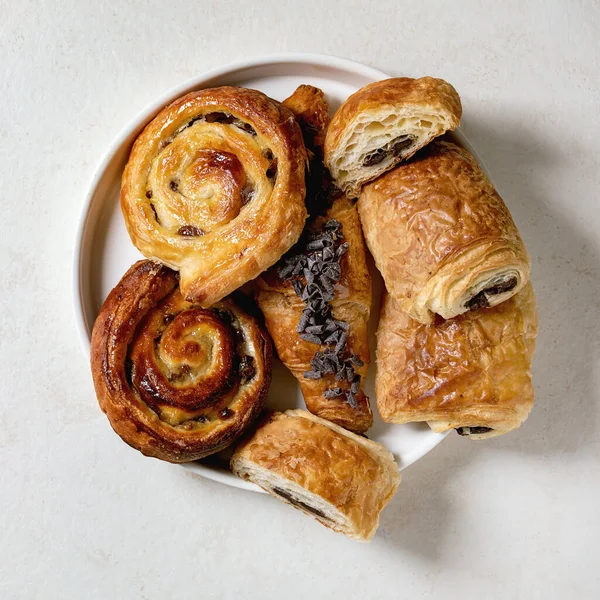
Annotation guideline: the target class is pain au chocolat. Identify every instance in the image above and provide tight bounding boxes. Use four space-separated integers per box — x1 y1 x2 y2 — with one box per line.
324 77 461 197
358 141 530 324
231 410 400 541
376 283 537 439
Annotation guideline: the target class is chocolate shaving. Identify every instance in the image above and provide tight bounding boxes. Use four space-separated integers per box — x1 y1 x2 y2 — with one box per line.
276 218 364 407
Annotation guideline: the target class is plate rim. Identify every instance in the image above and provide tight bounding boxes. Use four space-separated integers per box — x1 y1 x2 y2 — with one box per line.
74 52 453 493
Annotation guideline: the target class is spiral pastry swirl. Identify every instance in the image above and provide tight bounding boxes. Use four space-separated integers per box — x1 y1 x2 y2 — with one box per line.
121 86 308 306
91 260 272 463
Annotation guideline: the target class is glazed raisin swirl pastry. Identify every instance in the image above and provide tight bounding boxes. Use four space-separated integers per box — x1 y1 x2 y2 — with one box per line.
121 86 307 306
358 141 531 324
91 260 272 463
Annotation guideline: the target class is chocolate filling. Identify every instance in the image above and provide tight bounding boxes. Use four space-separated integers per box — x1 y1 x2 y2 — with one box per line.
177 225 204 237
465 276 518 311
362 135 414 167
272 488 330 520
456 426 493 436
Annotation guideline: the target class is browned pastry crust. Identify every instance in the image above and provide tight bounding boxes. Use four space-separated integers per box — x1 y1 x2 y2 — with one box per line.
121 86 307 306
256 196 373 433
283 84 330 152
231 410 400 541
376 283 537 439
90 260 272 462
254 85 373 433
358 141 531 324
324 77 462 197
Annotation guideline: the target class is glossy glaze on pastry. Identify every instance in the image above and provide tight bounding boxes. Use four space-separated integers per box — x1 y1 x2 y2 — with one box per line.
121 86 307 306
376 283 537 439
358 141 530 324
324 77 461 197
90 260 272 462
231 410 400 541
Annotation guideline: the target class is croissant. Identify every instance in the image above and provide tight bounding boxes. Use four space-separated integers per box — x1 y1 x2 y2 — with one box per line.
324 77 461 197
358 141 531 324
376 283 537 439
231 410 400 541
254 86 373 433
90 260 272 462
120 86 307 306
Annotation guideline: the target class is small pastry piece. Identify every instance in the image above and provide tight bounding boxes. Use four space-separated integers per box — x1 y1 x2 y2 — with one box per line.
255 85 373 433
324 77 461 197
90 260 272 463
256 196 373 433
358 141 531 324
376 283 537 439
231 410 400 541
121 86 307 306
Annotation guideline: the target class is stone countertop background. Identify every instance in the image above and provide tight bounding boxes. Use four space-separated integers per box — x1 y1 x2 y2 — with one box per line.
1 1 599 598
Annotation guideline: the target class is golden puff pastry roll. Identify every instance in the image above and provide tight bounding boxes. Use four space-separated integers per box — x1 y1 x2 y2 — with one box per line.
324 77 461 197
231 410 400 541
91 260 272 463
376 283 538 439
121 86 307 306
255 195 373 433
358 141 531 324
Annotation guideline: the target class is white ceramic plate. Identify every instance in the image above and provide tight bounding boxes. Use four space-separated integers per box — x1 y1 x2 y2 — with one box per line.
74 53 485 492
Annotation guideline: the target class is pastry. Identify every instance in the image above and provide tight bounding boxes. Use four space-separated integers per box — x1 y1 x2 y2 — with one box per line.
231 410 400 541
90 260 272 462
120 86 307 306
358 141 530 324
257 196 373 433
324 77 461 197
255 86 373 433
376 283 537 439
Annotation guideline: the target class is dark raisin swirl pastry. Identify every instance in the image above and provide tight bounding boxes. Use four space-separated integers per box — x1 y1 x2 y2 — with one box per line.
90 260 272 463
120 86 307 306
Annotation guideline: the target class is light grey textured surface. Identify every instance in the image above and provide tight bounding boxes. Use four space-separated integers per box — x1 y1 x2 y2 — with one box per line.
1 1 599 598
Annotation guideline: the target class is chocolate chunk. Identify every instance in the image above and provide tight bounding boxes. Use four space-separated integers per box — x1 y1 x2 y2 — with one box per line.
219 407 234 419
177 225 204 237
145 190 153 199
300 333 322 345
456 426 493 436
272 488 330 520
351 355 364 368
363 148 387 167
465 291 489 310
169 180 179 192
391 135 413 156
195 415 209 423
303 370 322 380
323 387 343 399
